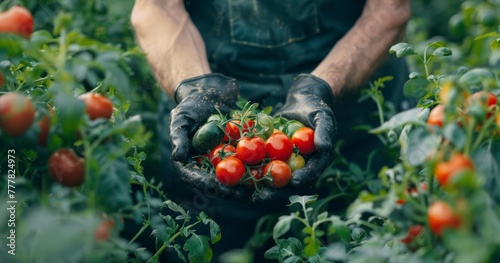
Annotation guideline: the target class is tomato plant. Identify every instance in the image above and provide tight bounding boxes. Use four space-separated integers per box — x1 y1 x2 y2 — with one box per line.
215 156 246 186
427 104 445 127
0 92 35 136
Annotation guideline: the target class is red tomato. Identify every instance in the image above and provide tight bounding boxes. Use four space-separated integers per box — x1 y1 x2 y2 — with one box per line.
397 182 428 205
266 132 293 161
95 219 115 241
401 225 424 245
427 201 461 236
49 148 85 187
0 73 4 87
37 106 54 147
435 153 474 186
291 127 316 155
223 121 241 142
467 91 498 118
236 136 266 165
215 156 246 187
264 160 292 188
0 92 35 136
0 6 34 39
210 144 236 167
427 104 445 127
242 167 264 189
79 93 113 120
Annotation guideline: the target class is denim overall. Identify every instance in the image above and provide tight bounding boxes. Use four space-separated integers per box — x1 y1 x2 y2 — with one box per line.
156 0 409 260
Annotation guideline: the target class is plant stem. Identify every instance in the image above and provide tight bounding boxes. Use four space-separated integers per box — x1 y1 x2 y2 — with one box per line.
127 221 150 247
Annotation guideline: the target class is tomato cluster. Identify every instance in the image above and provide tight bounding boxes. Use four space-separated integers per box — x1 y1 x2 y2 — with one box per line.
191 103 316 192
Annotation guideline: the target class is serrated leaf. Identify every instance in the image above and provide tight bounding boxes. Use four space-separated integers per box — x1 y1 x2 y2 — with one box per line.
183 234 212 263
173 244 187 262
288 195 318 207
389 43 416 58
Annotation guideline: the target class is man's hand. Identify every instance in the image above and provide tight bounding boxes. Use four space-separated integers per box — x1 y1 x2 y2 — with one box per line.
253 74 336 204
170 73 251 201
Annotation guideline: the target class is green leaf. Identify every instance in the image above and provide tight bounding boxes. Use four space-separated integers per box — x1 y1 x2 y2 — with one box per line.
443 123 466 150
491 38 500 50
403 127 440 166
279 238 302 258
331 219 350 244
173 244 187 262
273 215 296 240
370 108 426 134
472 140 500 203
208 219 221 244
432 47 452 57
304 236 321 257
474 32 500 40
288 195 318 207
164 200 187 215
183 234 212 263
54 92 85 137
350 228 367 243
389 43 416 58
283 256 302 263
403 78 431 98
264 245 280 259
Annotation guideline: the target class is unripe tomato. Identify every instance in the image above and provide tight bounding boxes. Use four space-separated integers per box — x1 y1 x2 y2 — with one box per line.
264 160 291 188
0 92 35 136
291 127 316 155
435 153 474 186
236 136 266 165
0 6 34 39
427 201 461 236
49 148 85 187
427 104 445 127
286 152 305 172
284 120 305 138
215 156 246 187
210 144 236 167
266 132 293 161
79 93 113 120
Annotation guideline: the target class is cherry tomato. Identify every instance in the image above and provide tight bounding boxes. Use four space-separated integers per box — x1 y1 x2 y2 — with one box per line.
266 132 293 161
236 136 266 165
0 6 34 39
435 153 474 186
223 121 241 142
242 167 264 189
79 93 113 120
256 112 274 139
215 156 246 187
291 127 316 155
0 73 4 87
264 160 291 188
396 182 428 205
95 219 115 241
210 144 236 167
427 201 461 236
49 148 85 187
439 81 469 105
37 106 54 147
0 92 35 136
284 120 305 138
401 225 424 245
427 104 444 127
287 152 306 172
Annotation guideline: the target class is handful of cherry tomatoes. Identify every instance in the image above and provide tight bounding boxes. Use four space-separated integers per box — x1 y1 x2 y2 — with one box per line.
190 102 316 193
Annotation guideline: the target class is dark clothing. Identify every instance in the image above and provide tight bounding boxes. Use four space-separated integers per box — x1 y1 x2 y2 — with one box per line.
157 0 408 261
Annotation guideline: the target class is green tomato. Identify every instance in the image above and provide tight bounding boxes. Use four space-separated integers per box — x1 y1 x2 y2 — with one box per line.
284 120 305 138
192 121 224 153
256 112 274 139
287 152 305 172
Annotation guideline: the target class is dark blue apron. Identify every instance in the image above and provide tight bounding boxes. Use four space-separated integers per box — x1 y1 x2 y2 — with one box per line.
157 0 408 259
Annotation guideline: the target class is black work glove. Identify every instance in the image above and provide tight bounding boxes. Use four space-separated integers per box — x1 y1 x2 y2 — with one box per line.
253 74 337 204
170 73 250 201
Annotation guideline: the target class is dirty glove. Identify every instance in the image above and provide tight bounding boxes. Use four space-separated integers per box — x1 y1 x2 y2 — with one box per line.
170 73 250 201
253 74 337 204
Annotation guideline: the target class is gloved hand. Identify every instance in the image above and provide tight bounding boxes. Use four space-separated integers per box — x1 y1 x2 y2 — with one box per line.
253 74 337 204
170 73 250 201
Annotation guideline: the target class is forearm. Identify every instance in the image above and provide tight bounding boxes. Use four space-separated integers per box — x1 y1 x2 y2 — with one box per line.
311 0 410 96
131 0 210 97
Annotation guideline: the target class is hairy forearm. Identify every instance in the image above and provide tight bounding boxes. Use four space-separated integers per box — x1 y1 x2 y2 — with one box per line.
131 0 210 97
311 0 410 97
